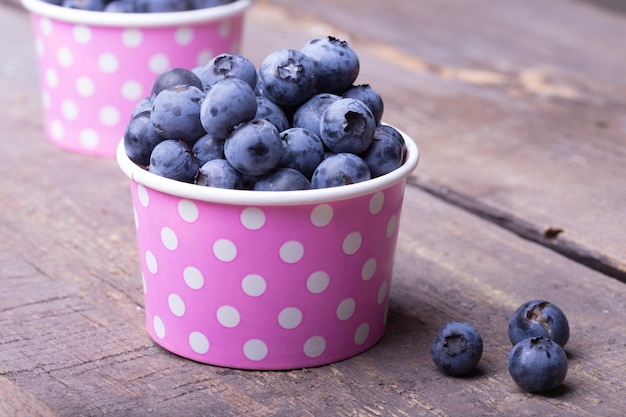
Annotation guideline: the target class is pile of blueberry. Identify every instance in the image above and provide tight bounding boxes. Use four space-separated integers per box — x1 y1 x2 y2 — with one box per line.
40 0 236 12
431 300 570 393
123 36 407 191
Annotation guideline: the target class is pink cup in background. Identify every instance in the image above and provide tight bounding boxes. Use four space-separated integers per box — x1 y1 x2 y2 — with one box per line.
20 0 252 157
116 129 419 370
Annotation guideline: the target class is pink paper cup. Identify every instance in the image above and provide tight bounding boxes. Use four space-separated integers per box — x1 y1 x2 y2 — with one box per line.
21 0 252 157
116 130 419 370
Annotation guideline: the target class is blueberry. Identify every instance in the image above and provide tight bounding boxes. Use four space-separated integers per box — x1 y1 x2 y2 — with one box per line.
508 337 568 393
190 0 235 8
200 53 257 90
311 153 371 189
254 168 312 191
300 36 360 94
292 93 340 138
124 112 165 166
192 133 225 166
239 173 259 190
224 119 283 176
279 127 325 179
200 78 258 139
343 84 384 125
253 69 265 96
255 96 290 132
319 98 376 154
258 49 317 107
196 159 243 189
130 97 152 118
135 0 191 12
61 0 106 10
148 140 199 183
104 0 136 12
375 124 407 160
430 321 483 377
360 125 405 178
191 65 205 80
150 68 203 100
150 85 206 144
508 300 570 348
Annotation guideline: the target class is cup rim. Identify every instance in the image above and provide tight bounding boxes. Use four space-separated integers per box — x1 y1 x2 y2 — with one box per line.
20 0 253 27
116 125 419 206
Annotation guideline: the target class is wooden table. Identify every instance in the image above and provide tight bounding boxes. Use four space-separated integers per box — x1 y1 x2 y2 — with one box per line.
2 0 625 415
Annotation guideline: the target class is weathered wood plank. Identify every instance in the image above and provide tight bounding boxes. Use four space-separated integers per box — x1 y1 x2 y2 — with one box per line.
261 0 626 280
0 375 59 417
2 169 626 416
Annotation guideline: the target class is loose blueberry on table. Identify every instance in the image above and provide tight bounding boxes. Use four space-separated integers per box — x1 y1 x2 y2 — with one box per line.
123 36 408 190
430 321 483 376
508 300 570 348
508 336 568 393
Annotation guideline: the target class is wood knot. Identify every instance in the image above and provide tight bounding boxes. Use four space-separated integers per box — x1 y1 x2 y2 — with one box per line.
544 227 564 239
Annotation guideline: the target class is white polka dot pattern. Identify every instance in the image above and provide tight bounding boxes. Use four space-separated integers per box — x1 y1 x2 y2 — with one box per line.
29 12 246 157
131 180 407 370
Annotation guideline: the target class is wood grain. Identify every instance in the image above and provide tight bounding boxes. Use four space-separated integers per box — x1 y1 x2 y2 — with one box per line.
0 375 59 417
261 0 626 280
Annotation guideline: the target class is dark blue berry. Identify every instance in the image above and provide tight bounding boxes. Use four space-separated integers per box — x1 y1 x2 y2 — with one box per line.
300 36 359 94
224 119 283 176
258 49 317 107
375 124 407 159
255 96 290 132
360 125 405 178
151 85 206 144
311 153 371 188
200 78 258 139
508 337 568 392
292 93 340 138
49 0 236 11
319 98 376 154
131 97 152 118
104 0 136 12
124 111 165 166
508 300 570 348
196 159 243 189
150 67 203 100
135 0 191 12
200 53 257 90
279 127 325 179
192 133 225 166
61 0 106 10
343 84 384 125
253 168 312 191
431 321 483 377
148 140 199 183
190 0 235 8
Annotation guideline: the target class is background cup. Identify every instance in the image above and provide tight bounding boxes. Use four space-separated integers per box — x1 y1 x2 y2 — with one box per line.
116 128 419 370
21 0 252 157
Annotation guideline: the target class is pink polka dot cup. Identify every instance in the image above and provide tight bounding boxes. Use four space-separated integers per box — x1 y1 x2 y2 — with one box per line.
116 130 419 370
21 0 252 157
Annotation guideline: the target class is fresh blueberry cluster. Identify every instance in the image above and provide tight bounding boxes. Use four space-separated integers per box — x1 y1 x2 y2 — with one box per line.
123 36 407 191
40 0 236 12
431 300 569 393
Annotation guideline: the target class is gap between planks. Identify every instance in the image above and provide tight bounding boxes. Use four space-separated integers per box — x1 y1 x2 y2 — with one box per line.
407 175 626 284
